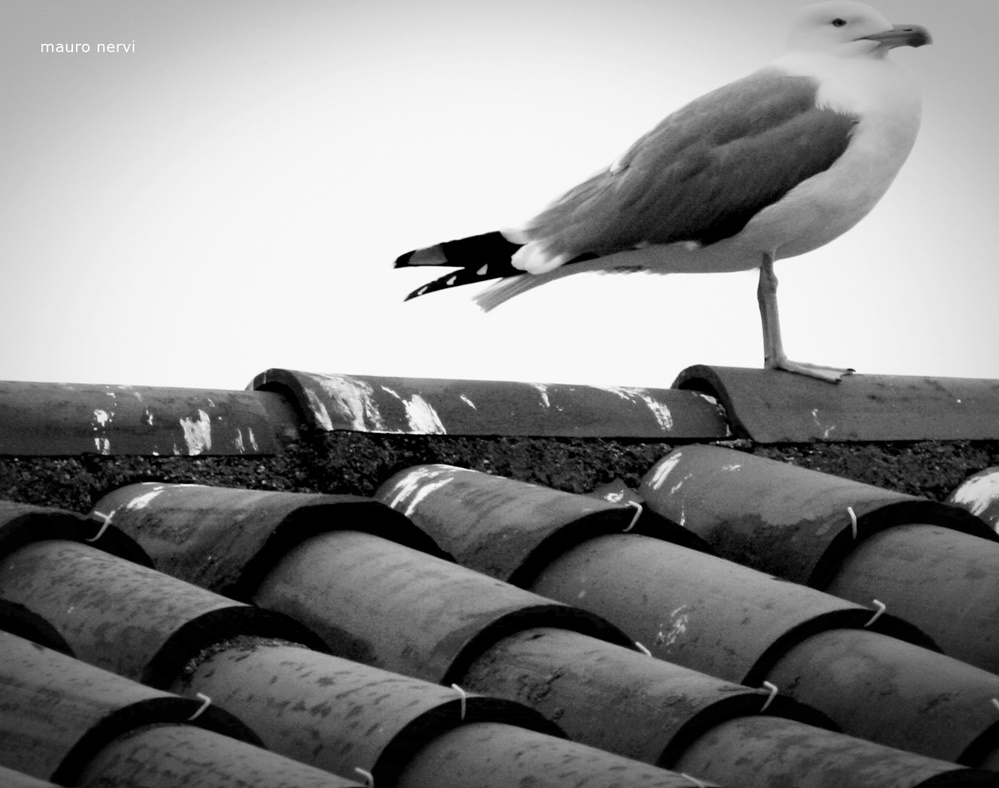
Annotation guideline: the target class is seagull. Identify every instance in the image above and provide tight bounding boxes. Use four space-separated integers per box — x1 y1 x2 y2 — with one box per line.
394 1 931 382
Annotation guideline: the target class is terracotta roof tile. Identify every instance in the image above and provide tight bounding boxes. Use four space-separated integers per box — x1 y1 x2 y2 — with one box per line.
251 529 634 685
3 368 999 786
0 629 270 785
90 483 442 596
672 715 990 788
639 444 994 586
766 628 999 767
457 625 830 765
167 639 563 787
0 538 327 687
253 368 730 439
0 381 299 456
676 365 999 442
77 722 363 788
395 722 726 788
375 463 711 583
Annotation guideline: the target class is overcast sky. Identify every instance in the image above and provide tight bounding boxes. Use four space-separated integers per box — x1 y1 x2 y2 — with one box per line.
1 1 996 390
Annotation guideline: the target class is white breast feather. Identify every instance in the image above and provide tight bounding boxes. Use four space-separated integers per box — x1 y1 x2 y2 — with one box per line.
743 54 922 259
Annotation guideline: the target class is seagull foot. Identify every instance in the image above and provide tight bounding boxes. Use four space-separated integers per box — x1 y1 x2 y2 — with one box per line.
767 358 855 384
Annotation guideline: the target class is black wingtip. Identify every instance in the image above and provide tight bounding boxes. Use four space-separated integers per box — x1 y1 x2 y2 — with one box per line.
394 244 450 268
394 250 417 268
397 230 528 301
404 282 434 301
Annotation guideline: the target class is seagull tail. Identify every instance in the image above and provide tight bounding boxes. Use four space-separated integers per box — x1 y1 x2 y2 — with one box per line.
473 270 565 311
395 230 526 301
473 255 637 311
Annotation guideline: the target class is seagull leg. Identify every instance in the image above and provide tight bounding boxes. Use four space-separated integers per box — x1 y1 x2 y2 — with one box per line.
757 253 853 383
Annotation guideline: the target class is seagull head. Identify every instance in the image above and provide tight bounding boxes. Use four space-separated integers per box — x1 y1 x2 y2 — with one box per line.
788 1 932 58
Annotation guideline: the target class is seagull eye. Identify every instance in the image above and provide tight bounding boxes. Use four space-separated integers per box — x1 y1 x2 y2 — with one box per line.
831 18 848 27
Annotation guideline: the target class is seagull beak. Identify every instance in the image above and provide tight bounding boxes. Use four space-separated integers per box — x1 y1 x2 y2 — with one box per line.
863 23 932 49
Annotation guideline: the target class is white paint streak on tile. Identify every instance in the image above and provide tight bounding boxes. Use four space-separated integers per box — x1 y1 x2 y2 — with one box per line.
304 388 334 430
301 374 386 431
402 476 454 517
385 465 459 518
248 428 258 452
459 394 477 410
380 386 446 434
92 408 113 455
648 452 683 490
721 463 742 472
642 397 674 431
600 386 674 431
313 375 385 431
951 471 999 520
403 394 446 434
601 386 631 400
234 430 245 454
811 408 835 440
125 484 165 510
179 409 212 456
533 384 551 409
657 605 690 649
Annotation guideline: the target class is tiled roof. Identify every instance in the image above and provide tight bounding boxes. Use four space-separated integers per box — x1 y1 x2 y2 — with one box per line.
3 366 999 787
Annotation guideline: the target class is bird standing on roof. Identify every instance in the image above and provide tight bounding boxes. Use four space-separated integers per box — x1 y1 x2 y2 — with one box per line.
395 1 931 383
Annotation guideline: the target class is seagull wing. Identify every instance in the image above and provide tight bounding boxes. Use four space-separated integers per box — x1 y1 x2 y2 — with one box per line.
520 70 859 261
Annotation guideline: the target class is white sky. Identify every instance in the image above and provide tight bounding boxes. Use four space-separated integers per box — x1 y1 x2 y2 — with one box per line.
1 1 996 390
